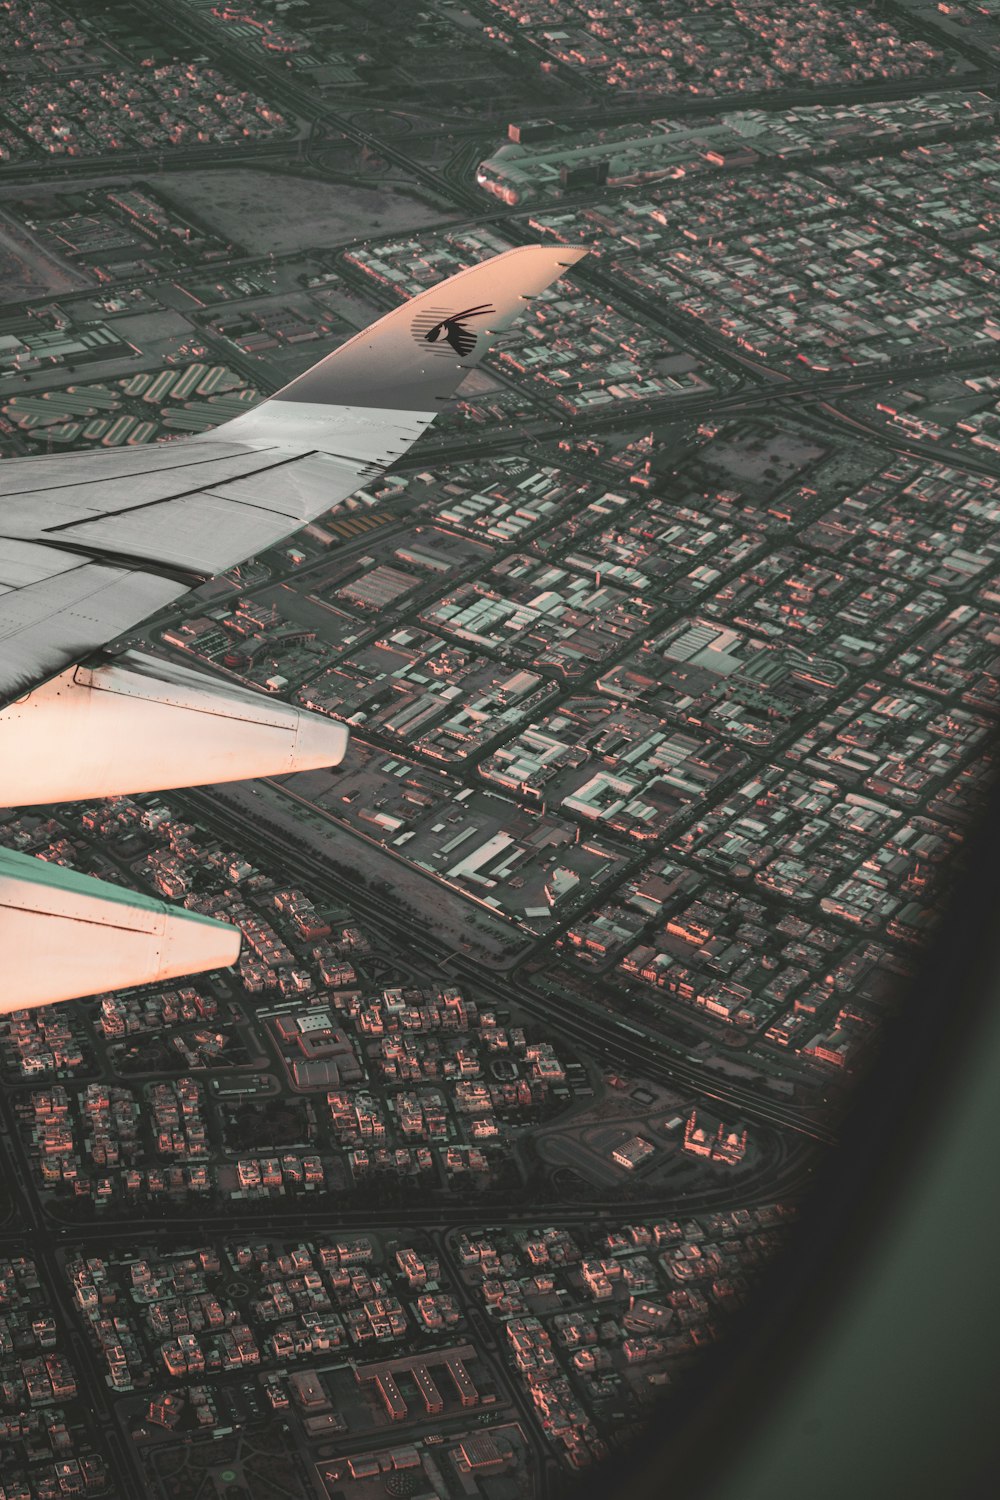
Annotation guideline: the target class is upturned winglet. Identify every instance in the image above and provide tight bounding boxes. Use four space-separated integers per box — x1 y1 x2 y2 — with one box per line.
262 244 587 413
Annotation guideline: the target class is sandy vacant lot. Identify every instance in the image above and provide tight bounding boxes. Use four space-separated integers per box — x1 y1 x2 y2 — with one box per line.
151 168 455 255
0 212 93 302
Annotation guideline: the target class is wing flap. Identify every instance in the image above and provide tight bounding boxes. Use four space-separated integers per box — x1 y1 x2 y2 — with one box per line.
0 540 88 588
0 444 288 531
0 437 266 496
204 450 372 516
0 555 185 698
48 492 309 575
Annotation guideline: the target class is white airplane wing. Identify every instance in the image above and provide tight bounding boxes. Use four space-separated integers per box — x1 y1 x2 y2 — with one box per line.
0 245 586 1009
0 245 584 701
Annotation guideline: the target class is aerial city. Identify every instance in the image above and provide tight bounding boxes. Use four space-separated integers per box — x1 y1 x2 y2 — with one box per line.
0 0 997 1496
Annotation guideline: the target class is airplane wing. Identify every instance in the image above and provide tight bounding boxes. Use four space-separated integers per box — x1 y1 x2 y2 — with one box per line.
0 245 585 703
0 244 586 1009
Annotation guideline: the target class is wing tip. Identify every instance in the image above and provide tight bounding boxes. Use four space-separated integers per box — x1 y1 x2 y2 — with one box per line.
242 242 589 415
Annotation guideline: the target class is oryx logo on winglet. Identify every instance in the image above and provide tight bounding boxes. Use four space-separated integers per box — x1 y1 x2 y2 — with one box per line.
411 303 496 359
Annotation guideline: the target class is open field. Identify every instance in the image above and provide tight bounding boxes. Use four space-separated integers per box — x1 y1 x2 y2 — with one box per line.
0 210 93 302
152 168 457 254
